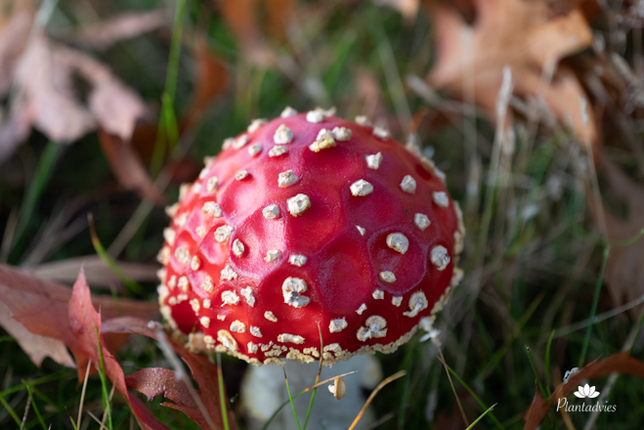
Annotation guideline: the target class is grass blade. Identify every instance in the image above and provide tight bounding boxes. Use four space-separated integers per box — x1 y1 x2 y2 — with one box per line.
150 0 186 176
11 141 62 257
544 330 555 397
94 325 112 430
88 213 143 295
443 364 504 430
347 370 406 430
282 367 302 430
22 381 46 430
216 352 230 430
0 393 21 426
302 324 324 430
466 403 498 430
579 245 610 367
525 345 547 400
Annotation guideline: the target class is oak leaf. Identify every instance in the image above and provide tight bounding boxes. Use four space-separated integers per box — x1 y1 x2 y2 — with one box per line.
425 0 597 146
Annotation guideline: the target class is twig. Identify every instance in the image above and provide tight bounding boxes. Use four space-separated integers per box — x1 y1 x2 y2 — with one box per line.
347 370 406 430
19 390 31 430
77 359 92 429
434 338 469 427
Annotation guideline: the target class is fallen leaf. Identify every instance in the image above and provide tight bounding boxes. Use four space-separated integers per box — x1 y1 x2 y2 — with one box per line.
57 45 149 140
425 0 597 146
14 32 96 143
0 0 32 95
523 352 644 429
588 157 644 306
127 367 226 429
68 269 170 430
0 9 153 162
0 301 75 368
103 316 239 430
0 263 159 370
98 130 166 204
73 9 168 49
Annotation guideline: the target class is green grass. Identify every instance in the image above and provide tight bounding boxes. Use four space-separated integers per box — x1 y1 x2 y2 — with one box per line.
2 1 644 429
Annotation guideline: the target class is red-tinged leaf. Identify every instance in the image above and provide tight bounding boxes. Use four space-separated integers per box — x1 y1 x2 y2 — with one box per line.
0 301 75 368
523 352 644 429
68 269 170 430
127 367 223 428
73 9 169 50
103 316 239 429
98 130 166 204
0 263 159 370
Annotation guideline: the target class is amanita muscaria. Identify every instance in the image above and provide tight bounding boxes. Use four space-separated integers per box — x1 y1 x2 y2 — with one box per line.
157 107 465 366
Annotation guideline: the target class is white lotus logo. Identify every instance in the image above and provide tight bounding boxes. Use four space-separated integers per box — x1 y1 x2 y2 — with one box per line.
573 384 600 399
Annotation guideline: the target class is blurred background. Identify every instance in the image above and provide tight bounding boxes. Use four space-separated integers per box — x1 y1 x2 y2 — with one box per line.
1 0 644 428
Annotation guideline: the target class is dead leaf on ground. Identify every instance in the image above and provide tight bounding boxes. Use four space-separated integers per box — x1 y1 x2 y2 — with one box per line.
68 269 171 430
98 130 166 204
523 352 644 429
0 0 32 94
0 301 75 367
587 157 644 307
103 316 239 429
0 7 158 163
424 0 597 147
0 263 158 370
72 8 168 49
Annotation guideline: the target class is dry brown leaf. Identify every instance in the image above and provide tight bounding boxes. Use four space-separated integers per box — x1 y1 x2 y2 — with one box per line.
14 32 97 143
588 158 644 306
425 0 597 146
73 9 168 49
523 352 644 429
0 7 155 162
0 0 32 95
98 130 166 204
0 301 75 367
56 45 149 140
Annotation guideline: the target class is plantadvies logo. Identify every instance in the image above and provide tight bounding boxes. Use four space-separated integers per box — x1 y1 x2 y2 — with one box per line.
557 384 617 413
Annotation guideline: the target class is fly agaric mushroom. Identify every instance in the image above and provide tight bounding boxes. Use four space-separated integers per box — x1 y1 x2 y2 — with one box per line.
157 107 465 366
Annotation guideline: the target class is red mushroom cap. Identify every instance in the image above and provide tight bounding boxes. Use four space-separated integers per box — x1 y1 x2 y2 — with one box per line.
157 107 465 366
